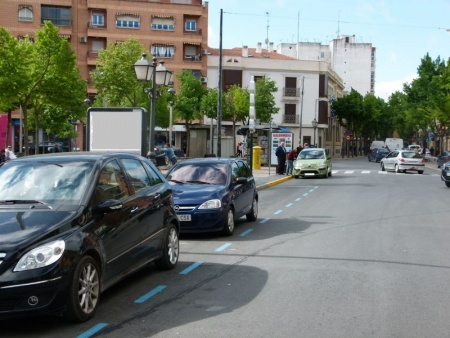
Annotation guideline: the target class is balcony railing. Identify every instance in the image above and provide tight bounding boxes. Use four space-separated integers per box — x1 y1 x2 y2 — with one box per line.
283 114 299 124
283 87 300 97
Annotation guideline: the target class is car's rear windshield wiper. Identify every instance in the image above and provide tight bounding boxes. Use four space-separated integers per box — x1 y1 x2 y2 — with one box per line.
186 180 212 185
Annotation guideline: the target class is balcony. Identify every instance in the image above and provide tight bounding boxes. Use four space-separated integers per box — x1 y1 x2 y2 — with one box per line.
283 87 300 100
283 114 299 124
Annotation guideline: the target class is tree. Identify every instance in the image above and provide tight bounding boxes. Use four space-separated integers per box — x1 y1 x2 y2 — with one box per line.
226 85 249 152
255 77 279 122
91 38 146 108
173 70 205 156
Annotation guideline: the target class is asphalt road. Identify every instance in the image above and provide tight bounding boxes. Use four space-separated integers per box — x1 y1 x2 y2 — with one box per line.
3 158 450 338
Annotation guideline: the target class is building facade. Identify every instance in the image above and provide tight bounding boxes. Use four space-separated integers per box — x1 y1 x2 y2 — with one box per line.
1 0 208 151
207 43 345 160
277 35 376 96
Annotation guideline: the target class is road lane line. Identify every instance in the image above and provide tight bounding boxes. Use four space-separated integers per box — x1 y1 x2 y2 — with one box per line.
274 210 283 215
77 323 109 338
134 285 167 304
240 229 254 237
285 203 293 208
215 243 232 252
180 261 203 274
259 218 270 223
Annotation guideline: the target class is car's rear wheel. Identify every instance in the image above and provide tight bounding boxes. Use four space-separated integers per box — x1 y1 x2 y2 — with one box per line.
155 224 179 270
246 196 258 221
64 256 100 322
222 208 235 236
381 162 385 171
395 164 400 173
445 181 450 188
418 170 424 174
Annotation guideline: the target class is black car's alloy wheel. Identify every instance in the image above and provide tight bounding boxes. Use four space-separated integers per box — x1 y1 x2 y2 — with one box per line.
155 224 179 270
64 256 100 322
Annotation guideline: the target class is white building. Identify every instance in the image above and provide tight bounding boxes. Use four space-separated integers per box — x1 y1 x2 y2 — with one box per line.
206 43 345 160
277 35 376 96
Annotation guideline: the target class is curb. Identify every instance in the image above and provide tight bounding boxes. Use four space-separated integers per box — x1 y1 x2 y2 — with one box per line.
256 175 293 191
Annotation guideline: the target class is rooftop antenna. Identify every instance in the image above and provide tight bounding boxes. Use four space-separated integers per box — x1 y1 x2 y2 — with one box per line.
336 11 340 37
265 11 269 49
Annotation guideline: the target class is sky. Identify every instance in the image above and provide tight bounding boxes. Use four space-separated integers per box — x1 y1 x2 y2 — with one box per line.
206 0 450 101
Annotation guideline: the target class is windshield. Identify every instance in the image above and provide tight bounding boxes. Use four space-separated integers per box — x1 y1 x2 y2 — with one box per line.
167 163 227 185
0 160 95 204
298 150 325 160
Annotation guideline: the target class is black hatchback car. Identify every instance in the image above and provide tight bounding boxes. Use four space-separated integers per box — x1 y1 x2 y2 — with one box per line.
0 152 179 322
165 158 258 236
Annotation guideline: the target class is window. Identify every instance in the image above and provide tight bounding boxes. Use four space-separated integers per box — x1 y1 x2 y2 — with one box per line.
92 40 105 54
184 45 197 58
116 15 140 29
142 162 163 186
152 17 174 31
19 6 33 22
41 6 71 26
151 45 175 58
185 20 197 32
284 104 297 124
121 159 152 193
91 13 104 26
93 161 129 205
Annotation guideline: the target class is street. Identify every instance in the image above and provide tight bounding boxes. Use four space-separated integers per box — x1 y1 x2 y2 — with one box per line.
3 157 450 338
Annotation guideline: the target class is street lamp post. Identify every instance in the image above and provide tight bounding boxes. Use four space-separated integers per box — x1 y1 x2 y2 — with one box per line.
134 53 172 153
168 88 176 146
314 97 329 148
312 118 318 146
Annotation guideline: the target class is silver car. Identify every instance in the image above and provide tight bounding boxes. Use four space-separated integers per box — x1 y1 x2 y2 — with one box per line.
380 150 425 174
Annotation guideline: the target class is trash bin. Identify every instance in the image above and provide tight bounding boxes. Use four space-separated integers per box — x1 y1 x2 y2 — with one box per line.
252 146 262 170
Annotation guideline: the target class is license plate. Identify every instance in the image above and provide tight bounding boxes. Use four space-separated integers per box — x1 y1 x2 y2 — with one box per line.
305 173 315 176
446 172 450 177
178 214 191 221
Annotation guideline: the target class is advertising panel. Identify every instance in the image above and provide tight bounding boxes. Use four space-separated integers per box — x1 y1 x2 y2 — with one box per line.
270 132 293 165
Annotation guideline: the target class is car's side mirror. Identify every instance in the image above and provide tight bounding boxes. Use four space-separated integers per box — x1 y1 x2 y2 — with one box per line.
234 177 247 185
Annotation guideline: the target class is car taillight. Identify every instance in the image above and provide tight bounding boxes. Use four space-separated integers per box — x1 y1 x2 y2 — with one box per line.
421 158 425 163
445 157 450 162
399 158 405 162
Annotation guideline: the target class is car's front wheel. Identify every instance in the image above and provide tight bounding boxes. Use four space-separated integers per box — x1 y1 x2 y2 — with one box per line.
445 181 450 188
418 170 424 174
64 256 100 322
222 208 235 236
381 162 385 171
246 196 258 221
155 224 179 270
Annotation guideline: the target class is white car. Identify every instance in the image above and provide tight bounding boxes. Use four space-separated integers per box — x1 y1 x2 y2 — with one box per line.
380 150 425 174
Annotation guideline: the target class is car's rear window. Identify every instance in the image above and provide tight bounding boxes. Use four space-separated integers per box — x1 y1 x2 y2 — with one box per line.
402 152 422 159
167 163 228 185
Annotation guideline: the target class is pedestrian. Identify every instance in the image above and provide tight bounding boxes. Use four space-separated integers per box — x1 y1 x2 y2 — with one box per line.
430 146 434 156
5 145 16 161
164 143 177 166
286 148 297 176
51 143 63 153
0 149 5 164
304 143 309 148
236 142 242 157
421 147 426 160
275 141 287 175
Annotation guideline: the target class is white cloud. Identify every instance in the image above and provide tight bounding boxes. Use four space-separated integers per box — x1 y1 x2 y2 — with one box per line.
375 73 416 101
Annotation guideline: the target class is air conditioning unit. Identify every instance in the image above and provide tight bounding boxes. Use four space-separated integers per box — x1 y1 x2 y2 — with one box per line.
200 77 208 83
201 48 208 55
79 36 87 43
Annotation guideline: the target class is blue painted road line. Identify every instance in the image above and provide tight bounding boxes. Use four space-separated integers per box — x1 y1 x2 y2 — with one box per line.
215 243 232 252
77 323 109 338
285 203 293 208
309 189 314 193
302 193 308 197
239 229 254 237
134 285 167 304
295 198 301 201
180 261 203 274
260 218 270 224
274 210 282 215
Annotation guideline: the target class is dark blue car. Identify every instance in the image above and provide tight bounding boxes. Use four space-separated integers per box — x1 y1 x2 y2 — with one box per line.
368 147 390 162
165 158 258 236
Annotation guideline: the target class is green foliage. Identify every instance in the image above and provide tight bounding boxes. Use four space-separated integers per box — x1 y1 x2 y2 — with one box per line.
255 77 279 122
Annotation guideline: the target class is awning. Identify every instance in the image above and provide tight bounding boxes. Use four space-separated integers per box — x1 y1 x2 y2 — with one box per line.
237 123 291 136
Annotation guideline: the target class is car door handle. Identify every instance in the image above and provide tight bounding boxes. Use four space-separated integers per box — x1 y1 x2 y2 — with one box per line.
130 206 139 213
153 194 160 200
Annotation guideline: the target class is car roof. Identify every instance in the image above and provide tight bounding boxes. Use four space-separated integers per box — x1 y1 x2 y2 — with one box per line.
176 157 241 165
11 152 147 163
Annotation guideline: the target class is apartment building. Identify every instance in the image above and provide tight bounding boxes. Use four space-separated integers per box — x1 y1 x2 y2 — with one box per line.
207 43 345 159
277 35 376 96
1 0 208 150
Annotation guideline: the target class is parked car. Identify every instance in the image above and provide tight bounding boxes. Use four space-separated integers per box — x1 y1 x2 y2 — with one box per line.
165 157 258 236
0 152 179 322
370 140 385 150
440 162 450 187
368 147 390 162
292 148 332 178
437 151 450 168
380 149 425 174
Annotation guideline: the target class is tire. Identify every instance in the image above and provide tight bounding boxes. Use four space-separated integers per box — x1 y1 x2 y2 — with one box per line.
418 170 424 174
294 175 299 179
395 164 400 173
328 168 332 177
368 156 371 162
246 196 258 222
155 224 179 270
381 162 385 171
445 181 450 188
222 208 235 236
64 256 100 322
